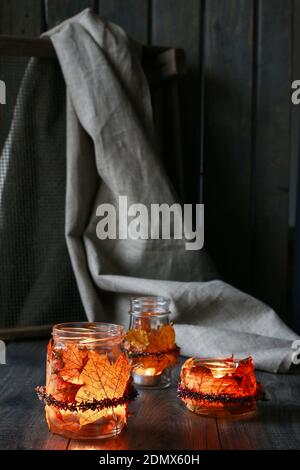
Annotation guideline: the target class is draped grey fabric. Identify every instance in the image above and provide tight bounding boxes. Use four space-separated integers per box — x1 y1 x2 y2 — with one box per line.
47 9 299 372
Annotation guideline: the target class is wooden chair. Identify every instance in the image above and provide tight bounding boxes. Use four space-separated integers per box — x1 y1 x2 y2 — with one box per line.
0 36 186 339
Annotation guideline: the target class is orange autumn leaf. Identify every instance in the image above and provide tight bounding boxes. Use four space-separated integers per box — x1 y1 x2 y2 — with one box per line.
234 357 258 396
126 324 179 375
47 373 81 402
125 329 149 351
147 324 176 352
46 340 83 401
46 340 63 380
75 352 131 426
158 323 176 349
47 339 53 364
181 358 216 394
78 352 131 400
58 343 89 385
181 356 258 398
45 405 81 436
126 324 176 353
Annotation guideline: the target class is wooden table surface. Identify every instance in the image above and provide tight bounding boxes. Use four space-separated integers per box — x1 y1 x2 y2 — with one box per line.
0 339 300 450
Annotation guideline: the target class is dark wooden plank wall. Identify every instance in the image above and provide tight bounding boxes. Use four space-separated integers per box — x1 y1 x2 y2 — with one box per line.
204 0 254 292
0 0 294 323
46 1 96 28
0 0 44 35
252 0 292 320
98 0 149 43
204 0 292 322
152 0 204 204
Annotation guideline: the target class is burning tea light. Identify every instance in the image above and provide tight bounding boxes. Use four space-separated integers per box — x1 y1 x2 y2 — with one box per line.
178 356 264 417
124 296 180 389
36 323 136 440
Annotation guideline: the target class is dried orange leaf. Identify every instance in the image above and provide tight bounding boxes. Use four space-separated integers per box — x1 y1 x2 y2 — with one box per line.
47 374 82 403
46 340 82 402
148 324 176 352
157 324 176 349
46 340 63 378
125 329 149 351
127 324 179 375
75 351 131 426
181 356 258 398
58 344 88 384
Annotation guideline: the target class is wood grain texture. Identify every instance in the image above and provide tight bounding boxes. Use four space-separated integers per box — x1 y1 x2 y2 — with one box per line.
204 0 254 291
98 0 149 43
291 0 300 334
46 0 96 28
152 80 185 200
0 0 44 36
0 36 55 58
1 341 300 450
0 340 68 450
251 0 292 320
217 371 300 450
152 0 203 203
69 362 221 450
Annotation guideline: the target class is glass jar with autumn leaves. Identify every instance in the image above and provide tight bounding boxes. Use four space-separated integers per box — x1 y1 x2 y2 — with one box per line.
124 296 180 389
178 356 264 417
36 323 136 440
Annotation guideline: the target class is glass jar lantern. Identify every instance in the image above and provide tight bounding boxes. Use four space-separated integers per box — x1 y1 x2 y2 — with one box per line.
178 356 263 417
37 323 135 440
124 296 179 389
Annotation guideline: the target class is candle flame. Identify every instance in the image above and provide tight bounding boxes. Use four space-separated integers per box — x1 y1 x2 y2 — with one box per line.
196 357 237 379
134 367 160 376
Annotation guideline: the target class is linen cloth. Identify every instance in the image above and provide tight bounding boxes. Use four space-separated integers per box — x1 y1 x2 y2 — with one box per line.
46 9 298 372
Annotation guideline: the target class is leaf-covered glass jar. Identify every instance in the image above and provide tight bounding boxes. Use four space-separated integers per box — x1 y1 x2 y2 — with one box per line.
124 296 180 389
178 356 264 417
36 323 136 440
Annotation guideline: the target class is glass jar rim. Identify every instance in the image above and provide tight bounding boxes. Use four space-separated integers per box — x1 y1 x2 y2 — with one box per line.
192 356 247 370
129 296 171 316
52 322 124 341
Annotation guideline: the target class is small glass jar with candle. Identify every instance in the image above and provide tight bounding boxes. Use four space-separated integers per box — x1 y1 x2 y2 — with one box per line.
178 356 263 417
124 296 180 389
36 323 135 439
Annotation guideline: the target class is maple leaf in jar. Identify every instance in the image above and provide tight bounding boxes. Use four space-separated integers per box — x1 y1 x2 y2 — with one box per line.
46 340 82 401
124 329 149 351
58 343 89 385
40 324 134 439
124 323 179 375
75 352 131 426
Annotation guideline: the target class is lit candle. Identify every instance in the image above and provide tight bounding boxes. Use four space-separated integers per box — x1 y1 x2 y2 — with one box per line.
135 367 158 376
178 356 263 417
36 323 136 440
124 296 180 389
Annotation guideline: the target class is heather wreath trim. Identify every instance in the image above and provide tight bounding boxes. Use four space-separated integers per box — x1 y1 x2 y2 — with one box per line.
35 384 138 413
177 383 265 405
128 346 180 358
